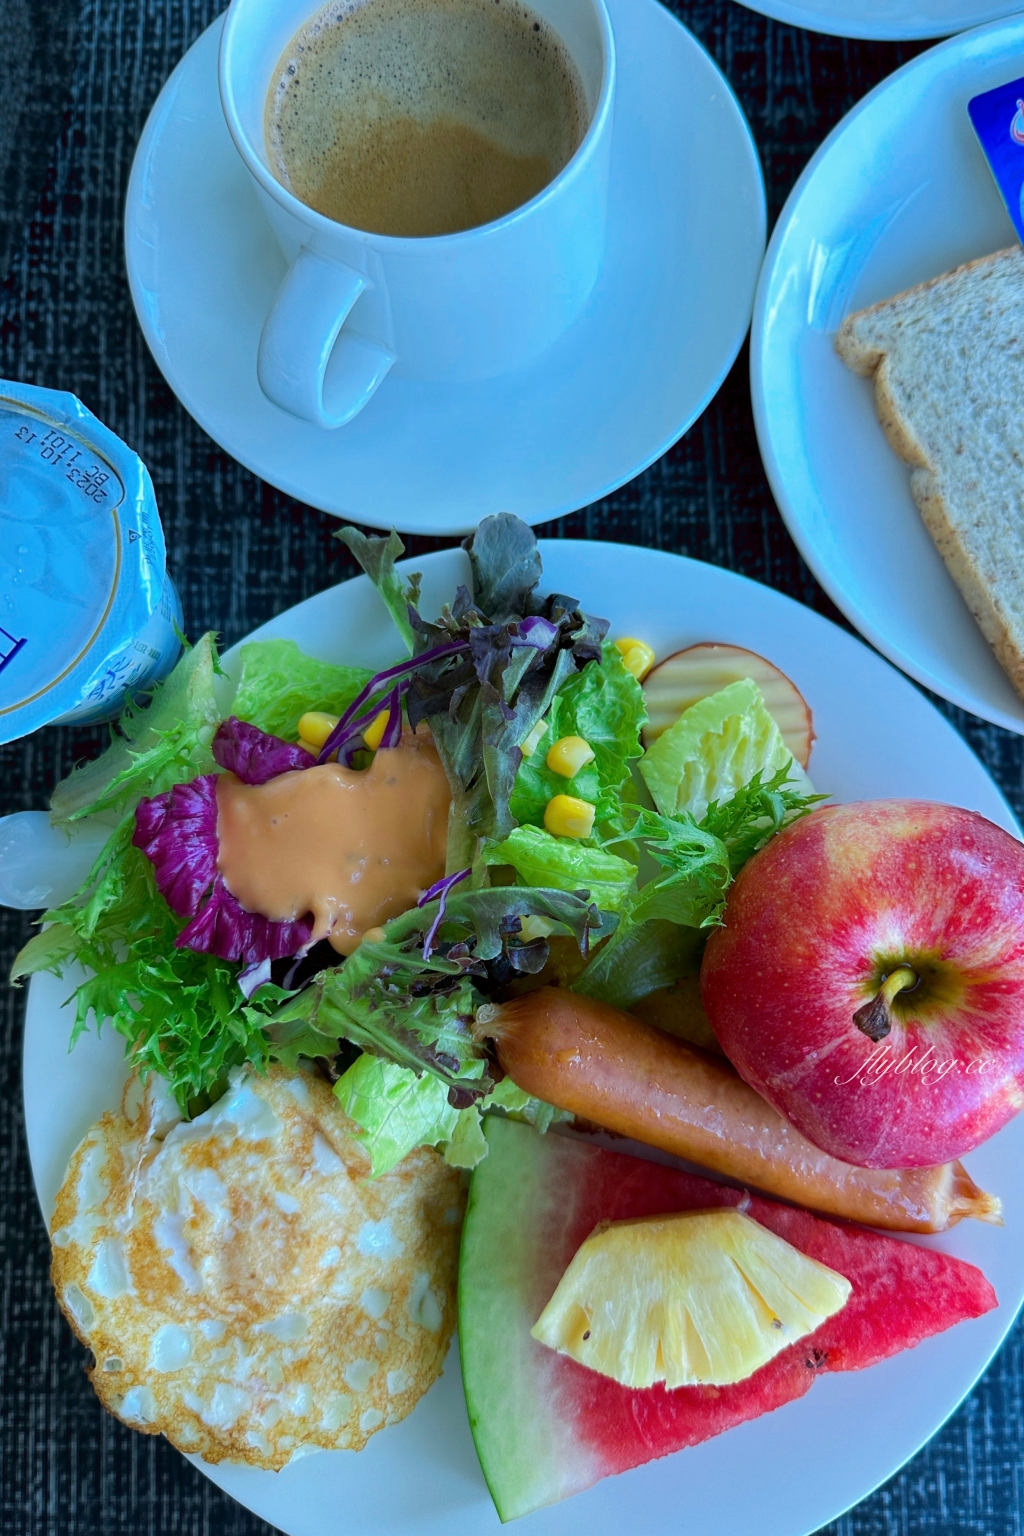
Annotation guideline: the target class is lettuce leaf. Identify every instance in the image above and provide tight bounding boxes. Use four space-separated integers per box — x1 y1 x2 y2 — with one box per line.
49 634 222 825
575 681 825 1009
639 677 812 822
273 968 488 1100
334 1054 464 1176
482 824 637 911
269 881 613 1102
700 764 827 870
230 638 370 742
573 920 705 1011
509 642 646 835
333 1051 569 1177
618 811 733 929
12 822 289 1112
338 517 610 873
10 920 80 979
574 766 825 1009
485 1075 572 1134
463 512 542 623
16 635 369 1112
445 1105 490 1168
334 528 421 655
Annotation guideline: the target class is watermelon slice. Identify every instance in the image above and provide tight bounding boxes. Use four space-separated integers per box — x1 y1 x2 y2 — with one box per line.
459 1119 997 1522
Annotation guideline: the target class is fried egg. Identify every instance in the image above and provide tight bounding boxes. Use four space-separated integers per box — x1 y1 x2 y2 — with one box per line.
50 1064 464 1469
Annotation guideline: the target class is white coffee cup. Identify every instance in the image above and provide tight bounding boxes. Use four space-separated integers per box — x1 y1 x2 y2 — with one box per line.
219 0 615 429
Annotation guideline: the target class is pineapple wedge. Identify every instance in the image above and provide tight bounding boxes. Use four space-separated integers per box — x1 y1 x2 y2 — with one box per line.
531 1208 852 1389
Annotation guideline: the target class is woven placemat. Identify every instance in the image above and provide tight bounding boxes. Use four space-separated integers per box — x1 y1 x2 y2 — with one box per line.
2 2 1023 1532
0 0 77 285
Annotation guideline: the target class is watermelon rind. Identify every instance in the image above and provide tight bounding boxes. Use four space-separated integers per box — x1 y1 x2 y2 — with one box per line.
459 1119 603 1521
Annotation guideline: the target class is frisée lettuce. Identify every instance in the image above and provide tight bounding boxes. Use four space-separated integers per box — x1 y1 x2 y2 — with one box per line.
11 816 291 1113
12 635 347 1111
48 634 222 827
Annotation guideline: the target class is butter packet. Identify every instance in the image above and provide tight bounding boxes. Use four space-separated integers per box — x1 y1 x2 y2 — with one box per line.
968 76 1024 244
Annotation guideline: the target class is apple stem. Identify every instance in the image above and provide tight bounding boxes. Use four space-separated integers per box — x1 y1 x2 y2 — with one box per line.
852 965 917 1042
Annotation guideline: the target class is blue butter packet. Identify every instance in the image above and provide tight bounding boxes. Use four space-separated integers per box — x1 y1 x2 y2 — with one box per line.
968 76 1024 244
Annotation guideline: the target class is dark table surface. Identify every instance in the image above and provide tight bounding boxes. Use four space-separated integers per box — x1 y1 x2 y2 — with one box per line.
3 1 1024 1532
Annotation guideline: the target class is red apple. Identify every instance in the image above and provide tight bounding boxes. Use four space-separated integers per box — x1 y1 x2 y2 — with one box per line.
700 799 1024 1169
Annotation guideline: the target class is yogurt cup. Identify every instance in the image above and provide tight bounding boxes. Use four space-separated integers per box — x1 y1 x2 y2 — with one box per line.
0 380 182 744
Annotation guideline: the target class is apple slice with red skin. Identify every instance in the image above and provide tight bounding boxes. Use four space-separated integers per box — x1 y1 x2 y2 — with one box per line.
642 642 815 766
701 799 1024 1169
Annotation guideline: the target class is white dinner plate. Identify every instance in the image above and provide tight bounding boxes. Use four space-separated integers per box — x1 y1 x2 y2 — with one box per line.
731 0 1024 41
123 11 764 535
23 542 1024 1536
752 15 1024 734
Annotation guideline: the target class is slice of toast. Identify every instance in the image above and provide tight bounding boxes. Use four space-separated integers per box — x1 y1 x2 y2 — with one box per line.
836 246 1024 701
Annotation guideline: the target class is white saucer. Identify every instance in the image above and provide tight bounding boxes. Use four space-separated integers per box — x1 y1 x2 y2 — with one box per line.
751 15 1024 735
23 541 1024 1536
124 9 765 536
731 0 1024 41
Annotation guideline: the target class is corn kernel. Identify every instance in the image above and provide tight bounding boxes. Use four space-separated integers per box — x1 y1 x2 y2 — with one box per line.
297 738 320 758
546 735 596 778
521 719 549 758
613 637 656 681
544 794 596 840
297 711 339 749
362 707 391 751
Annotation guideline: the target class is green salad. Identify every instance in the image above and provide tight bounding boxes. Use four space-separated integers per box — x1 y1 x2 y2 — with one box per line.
13 515 822 1175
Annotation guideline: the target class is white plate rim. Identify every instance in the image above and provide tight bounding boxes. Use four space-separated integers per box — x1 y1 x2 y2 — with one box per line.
21 539 1024 1536
750 13 1024 735
731 0 1024 41
123 9 766 536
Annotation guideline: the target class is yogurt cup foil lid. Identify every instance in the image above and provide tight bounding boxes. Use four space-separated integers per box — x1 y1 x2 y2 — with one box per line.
0 381 182 744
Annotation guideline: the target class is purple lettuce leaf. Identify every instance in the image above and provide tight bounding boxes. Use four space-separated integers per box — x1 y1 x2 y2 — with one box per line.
134 712 415 967
213 716 315 784
321 679 409 767
177 880 312 965
133 774 220 916
133 765 313 966
317 638 469 763
510 615 559 650
418 867 471 959
378 684 405 749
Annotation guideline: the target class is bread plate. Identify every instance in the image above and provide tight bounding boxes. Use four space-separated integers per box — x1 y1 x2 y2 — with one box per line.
730 0 1024 42
22 540 1024 1536
751 14 1024 734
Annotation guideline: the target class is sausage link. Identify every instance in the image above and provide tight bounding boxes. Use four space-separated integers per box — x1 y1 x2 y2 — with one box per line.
484 988 1000 1234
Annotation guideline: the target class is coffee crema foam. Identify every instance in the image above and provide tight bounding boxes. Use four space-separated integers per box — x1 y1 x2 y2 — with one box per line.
265 0 587 237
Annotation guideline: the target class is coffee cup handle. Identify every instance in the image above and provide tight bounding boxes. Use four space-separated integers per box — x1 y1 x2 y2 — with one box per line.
257 248 395 429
